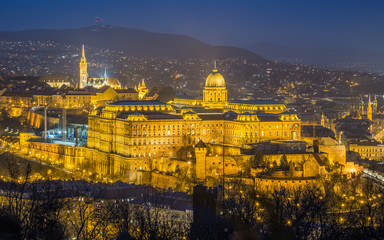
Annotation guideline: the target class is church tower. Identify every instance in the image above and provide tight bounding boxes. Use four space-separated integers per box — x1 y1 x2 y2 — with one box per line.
373 95 378 113
136 79 149 100
203 61 228 109
321 112 325 127
359 96 365 115
367 95 373 121
79 44 88 89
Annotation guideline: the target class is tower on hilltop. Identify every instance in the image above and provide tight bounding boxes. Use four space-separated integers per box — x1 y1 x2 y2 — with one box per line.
79 44 88 89
202 61 228 109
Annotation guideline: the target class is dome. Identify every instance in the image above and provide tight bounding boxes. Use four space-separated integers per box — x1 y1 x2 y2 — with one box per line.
205 69 226 88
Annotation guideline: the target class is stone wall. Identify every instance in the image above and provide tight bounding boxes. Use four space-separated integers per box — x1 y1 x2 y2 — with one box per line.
319 145 346 164
255 177 323 193
262 153 328 166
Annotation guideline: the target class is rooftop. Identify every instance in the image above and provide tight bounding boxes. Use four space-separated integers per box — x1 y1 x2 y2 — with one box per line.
231 99 282 105
109 100 167 106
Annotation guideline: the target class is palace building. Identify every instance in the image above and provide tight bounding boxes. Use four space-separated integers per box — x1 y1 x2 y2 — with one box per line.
79 45 121 89
87 65 301 161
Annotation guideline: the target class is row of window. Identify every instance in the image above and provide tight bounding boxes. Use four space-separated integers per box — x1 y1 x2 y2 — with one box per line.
352 147 384 152
132 124 199 129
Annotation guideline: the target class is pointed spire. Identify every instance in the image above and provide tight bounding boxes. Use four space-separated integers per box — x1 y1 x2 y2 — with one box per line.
104 68 107 79
141 79 146 88
367 95 373 121
82 44 85 58
213 60 218 72
321 112 325 127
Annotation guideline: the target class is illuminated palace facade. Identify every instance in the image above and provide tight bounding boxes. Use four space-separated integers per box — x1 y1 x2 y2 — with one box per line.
87 66 301 160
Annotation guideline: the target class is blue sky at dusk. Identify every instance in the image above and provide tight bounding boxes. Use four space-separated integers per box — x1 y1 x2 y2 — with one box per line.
2 0 384 51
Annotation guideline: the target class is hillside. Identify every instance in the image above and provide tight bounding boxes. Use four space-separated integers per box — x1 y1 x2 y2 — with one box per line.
0 25 265 60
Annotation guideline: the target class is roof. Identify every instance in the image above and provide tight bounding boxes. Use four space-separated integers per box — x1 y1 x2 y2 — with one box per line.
38 75 69 81
107 78 120 86
116 88 137 93
256 115 281 122
231 99 282 105
109 100 167 106
97 85 111 93
205 70 226 88
66 91 95 96
312 153 326 166
195 140 207 148
117 111 183 120
349 139 382 146
198 114 224 121
351 110 362 119
301 125 336 139
20 126 35 134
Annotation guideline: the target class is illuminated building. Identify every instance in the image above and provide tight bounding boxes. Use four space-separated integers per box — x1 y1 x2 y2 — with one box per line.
85 65 301 178
38 76 71 89
50 86 138 109
79 45 121 89
373 95 378 113
349 139 384 161
367 95 373 121
135 79 149 100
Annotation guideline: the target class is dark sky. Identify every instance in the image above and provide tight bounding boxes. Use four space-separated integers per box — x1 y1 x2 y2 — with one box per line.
2 0 384 51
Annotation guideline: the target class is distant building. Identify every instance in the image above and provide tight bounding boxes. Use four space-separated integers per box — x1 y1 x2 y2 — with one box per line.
38 75 71 88
135 79 149 100
349 139 384 161
52 86 138 108
79 45 121 89
335 109 372 144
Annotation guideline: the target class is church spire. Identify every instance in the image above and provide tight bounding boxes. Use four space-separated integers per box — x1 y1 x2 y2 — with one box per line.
359 96 365 115
373 94 378 113
79 44 88 89
321 112 325 127
82 44 85 59
367 95 373 121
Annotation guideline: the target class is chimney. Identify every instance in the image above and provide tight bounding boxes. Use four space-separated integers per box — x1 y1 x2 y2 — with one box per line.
313 140 320 153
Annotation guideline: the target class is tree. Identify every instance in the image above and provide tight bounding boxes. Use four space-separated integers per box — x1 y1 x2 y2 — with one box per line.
67 197 108 240
250 151 264 169
0 155 68 239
